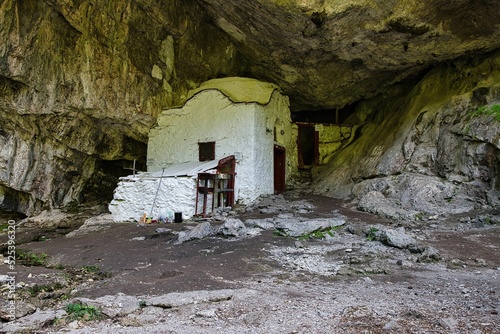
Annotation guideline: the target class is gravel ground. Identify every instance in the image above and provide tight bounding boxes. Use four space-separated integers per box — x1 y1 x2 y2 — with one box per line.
50 266 500 333
1 194 499 333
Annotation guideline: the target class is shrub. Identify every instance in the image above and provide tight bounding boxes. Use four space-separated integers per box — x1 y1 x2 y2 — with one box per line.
65 303 103 321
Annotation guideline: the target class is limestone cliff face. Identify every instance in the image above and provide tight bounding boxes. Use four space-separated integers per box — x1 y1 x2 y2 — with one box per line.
1 0 500 216
314 52 500 216
0 0 238 215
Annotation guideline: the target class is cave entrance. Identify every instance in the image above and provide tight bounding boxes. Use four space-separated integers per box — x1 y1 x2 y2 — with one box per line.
297 123 319 168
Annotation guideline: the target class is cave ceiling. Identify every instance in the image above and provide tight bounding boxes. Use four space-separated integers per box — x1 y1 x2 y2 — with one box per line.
195 0 500 111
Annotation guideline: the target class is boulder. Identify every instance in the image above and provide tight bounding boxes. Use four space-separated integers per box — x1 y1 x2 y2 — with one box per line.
0 309 66 332
177 222 214 243
146 289 234 308
377 227 418 250
358 191 421 221
274 216 346 237
74 294 140 318
217 218 247 237
66 214 114 238
20 210 73 229
244 218 275 230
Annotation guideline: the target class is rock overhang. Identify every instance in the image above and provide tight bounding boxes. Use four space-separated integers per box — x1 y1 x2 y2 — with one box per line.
196 0 500 111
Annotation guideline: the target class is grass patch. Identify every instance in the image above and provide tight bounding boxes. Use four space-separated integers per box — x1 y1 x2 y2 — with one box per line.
469 104 500 121
16 249 49 266
79 265 112 279
65 303 103 321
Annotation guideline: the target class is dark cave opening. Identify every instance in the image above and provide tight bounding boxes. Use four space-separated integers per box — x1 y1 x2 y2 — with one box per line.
80 158 147 205
291 102 359 125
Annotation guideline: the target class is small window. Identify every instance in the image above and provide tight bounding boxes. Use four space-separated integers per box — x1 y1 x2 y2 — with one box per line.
198 142 215 161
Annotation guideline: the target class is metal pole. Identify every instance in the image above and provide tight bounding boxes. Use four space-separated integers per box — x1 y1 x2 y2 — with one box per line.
150 168 165 218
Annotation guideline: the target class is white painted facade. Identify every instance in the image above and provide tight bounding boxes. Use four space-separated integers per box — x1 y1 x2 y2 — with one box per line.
109 77 297 222
109 161 218 222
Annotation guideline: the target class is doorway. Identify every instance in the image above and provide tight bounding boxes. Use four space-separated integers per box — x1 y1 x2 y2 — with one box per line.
297 123 319 168
274 145 286 194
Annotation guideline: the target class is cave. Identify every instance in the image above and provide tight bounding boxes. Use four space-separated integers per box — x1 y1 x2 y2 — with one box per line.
0 0 498 217
1 2 500 332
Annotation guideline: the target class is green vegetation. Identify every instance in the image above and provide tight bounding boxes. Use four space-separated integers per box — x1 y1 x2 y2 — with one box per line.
36 235 49 242
82 265 100 273
28 282 64 297
463 103 500 134
139 300 147 308
65 303 103 321
16 249 48 266
274 226 341 240
273 229 290 237
366 227 379 241
297 226 338 240
469 104 500 121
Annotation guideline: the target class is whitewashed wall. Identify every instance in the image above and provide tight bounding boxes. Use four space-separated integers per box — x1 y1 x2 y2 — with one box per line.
110 77 297 222
148 88 295 204
109 174 196 222
267 90 298 182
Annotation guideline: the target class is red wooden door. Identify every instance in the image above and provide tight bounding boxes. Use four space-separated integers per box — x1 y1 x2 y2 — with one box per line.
274 145 286 194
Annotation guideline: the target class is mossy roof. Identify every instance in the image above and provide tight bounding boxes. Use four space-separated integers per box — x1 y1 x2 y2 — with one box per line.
187 77 281 105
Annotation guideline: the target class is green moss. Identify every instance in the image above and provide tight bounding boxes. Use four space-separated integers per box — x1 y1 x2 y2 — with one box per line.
63 200 81 214
0 223 9 232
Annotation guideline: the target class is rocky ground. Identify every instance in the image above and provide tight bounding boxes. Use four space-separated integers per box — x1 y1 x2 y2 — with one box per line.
0 190 499 333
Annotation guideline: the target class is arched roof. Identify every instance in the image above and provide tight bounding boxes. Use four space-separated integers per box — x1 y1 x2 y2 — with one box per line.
187 77 281 105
